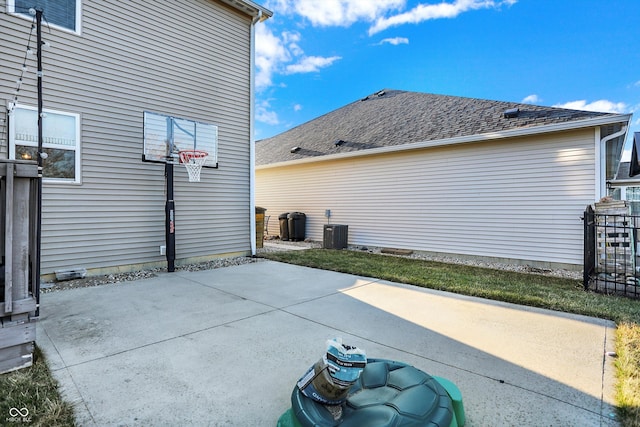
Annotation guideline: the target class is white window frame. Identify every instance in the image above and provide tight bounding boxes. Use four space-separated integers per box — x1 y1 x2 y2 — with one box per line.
7 0 82 35
624 186 640 215
9 105 81 184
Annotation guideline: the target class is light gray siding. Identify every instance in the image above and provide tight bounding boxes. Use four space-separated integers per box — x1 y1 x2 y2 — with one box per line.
1 0 253 274
257 129 596 267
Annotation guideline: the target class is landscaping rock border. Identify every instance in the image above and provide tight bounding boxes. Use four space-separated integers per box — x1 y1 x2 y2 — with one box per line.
41 238 580 292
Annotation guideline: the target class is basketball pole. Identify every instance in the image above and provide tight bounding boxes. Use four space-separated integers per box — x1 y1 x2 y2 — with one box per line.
35 8 43 316
164 116 176 272
165 162 175 272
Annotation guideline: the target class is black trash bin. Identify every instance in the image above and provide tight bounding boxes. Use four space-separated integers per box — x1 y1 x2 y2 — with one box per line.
279 213 290 241
288 212 306 241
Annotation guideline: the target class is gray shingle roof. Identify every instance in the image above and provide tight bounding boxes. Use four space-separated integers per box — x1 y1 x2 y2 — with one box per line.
255 89 614 166
614 162 637 182
616 162 630 180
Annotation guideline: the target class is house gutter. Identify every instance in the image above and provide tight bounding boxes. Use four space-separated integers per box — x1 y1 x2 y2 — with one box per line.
219 0 272 19
599 124 629 198
257 113 633 170
249 9 269 256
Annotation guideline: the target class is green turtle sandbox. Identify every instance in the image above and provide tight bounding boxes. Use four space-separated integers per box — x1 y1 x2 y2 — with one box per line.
278 359 465 426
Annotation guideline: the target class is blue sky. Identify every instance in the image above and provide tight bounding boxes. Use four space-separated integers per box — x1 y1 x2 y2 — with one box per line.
254 0 640 156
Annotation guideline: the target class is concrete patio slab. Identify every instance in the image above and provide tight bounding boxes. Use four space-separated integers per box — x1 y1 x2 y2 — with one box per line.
36 260 618 426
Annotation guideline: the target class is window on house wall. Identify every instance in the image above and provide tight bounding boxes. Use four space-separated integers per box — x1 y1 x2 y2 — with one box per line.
605 136 625 181
626 187 640 215
602 124 625 181
9 106 81 183
608 187 621 200
8 0 81 33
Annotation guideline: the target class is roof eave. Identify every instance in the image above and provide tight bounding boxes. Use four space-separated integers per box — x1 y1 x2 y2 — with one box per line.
256 113 632 170
218 0 273 20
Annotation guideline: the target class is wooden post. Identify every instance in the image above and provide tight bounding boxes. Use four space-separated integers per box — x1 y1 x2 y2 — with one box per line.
29 178 38 301
4 164 13 314
12 176 30 309
0 160 39 373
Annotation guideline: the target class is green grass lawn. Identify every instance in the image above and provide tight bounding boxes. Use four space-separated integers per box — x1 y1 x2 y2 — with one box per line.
261 249 640 426
0 346 75 427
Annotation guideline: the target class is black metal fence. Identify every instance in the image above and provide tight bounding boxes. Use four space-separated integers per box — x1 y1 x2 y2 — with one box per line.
583 205 640 298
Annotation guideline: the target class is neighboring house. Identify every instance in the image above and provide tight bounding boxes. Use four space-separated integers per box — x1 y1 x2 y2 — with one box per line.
1 0 272 276
609 133 640 214
256 89 631 269
609 162 640 214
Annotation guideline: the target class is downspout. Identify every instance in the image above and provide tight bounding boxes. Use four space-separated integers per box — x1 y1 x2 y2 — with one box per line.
249 11 262 256
599 125 628 199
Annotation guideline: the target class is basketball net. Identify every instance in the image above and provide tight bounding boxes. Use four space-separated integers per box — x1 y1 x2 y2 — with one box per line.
178 150 208 182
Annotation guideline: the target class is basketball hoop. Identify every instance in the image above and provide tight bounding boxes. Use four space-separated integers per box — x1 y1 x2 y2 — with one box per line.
178 150 208 182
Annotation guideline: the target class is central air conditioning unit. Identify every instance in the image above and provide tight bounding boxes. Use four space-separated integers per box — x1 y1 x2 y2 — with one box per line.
323 224 348 249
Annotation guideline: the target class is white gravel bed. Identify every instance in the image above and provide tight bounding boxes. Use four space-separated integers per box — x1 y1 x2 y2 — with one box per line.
42 238 580 292
41 256 264 292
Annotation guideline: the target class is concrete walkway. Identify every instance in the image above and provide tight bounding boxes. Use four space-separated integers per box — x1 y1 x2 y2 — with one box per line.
37 261 618 426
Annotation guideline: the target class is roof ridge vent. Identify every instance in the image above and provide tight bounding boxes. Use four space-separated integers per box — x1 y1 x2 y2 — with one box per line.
361 90 386 101
504 107 520 118
290 146 301 153
334 139 345 146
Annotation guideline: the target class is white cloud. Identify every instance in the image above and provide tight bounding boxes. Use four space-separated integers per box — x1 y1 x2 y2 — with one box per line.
521 94 541 104
283 31 304 56
553 99 628 114
255 24 290 90
293 104 302 111
256 99 280 125
267 0 405 27
256 0 516 91
255 22 341 90
285 55 342 74
369 0 517 35
379 37 409 45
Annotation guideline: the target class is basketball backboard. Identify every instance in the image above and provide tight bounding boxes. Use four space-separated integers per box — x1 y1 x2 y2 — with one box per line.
142 111 218 167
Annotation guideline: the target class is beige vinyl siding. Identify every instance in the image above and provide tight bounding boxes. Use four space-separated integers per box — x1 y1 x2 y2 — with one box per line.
1 0 253 274
256 129 596 266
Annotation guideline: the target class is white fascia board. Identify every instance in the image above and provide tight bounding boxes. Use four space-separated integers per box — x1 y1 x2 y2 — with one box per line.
218 0 273 19
257 113 632 170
